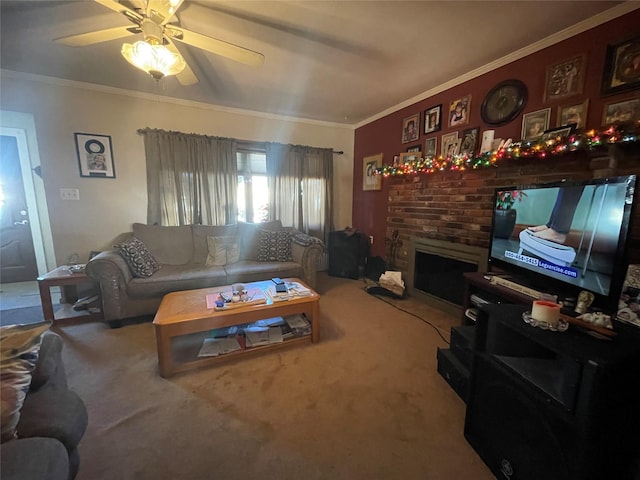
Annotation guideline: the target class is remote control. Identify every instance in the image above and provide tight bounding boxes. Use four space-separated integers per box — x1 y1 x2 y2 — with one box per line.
271 277 284 285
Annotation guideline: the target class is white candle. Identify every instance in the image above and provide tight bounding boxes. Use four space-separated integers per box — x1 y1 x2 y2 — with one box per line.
532 300 561 326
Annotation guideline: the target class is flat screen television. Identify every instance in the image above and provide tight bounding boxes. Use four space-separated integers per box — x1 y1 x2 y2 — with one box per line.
488 175 637 313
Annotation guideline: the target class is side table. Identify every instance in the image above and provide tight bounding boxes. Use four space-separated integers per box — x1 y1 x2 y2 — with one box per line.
37 266 102 323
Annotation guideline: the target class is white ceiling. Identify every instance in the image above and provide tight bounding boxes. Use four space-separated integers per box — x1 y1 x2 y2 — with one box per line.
0 1 633 125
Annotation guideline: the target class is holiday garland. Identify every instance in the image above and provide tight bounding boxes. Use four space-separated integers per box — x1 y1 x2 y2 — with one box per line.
376 122 640 177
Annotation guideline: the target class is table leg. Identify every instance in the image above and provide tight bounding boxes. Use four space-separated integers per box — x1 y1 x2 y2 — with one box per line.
155 325 173 378
38 281 55 321
311 301 320 343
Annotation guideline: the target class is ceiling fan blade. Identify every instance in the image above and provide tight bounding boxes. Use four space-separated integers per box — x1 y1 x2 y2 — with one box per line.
165 39 198 85
147 0 185 25
167 27 265 67
95 0 144 23
55 26 137 47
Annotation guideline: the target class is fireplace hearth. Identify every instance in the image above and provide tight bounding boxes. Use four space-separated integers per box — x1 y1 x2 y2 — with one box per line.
408 237 488 317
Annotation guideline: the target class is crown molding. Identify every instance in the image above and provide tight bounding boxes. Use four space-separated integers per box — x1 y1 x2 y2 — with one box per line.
0 69 354 131
355 2 640 129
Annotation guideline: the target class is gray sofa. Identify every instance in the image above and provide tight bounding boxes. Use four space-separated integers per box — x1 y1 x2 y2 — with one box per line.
0 332 88 480
86 221 323 327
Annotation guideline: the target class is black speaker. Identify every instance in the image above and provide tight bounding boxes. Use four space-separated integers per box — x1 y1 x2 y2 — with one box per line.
328 231 367 279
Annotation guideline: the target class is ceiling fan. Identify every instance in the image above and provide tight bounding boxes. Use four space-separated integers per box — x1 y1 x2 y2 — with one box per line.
54 0 265 85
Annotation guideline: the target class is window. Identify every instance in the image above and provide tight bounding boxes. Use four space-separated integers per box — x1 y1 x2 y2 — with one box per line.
236 149 269 223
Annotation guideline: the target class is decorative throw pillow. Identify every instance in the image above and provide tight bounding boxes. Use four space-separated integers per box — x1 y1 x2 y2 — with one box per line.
114 237 161 278
206 236 240 266
0 322 51 442
256 230 292 262
291 231 324 248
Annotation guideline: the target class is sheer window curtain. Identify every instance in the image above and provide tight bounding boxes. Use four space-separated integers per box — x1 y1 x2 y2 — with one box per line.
140 129 237 226
265 143 333 246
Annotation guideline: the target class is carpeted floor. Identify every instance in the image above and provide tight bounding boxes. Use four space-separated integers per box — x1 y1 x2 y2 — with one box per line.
54 273 492 480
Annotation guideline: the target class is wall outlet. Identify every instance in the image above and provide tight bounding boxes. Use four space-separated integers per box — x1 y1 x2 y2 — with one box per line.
60 188 80 201
369 235 374 245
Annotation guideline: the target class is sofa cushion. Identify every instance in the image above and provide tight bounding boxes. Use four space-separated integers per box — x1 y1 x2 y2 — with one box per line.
114 237 161 278
206 236 240 266
30 332 65 391
0 322 50 443
257 230 292 262
224 260 303 285
132 223 193 265
192 224 238 264
126 264 227 298
238 221 283 261
0 437 69 480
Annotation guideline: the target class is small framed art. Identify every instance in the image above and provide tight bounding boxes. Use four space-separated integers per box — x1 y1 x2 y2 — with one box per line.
544 54 586 103
75 132 116 178
541 125 576 143
399 152 420 165
557 99 588 129
424 105 442 134
402 113 420 144
601 98 640 126
363 153 383 191
441 131 460 157
601 34 640 96
407 145 421 153
449 95 470 127
459 127 479 156
424 137 437 157
521 109 551 141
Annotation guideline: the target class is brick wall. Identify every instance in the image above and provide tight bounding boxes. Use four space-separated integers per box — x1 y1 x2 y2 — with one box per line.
385 146 640 278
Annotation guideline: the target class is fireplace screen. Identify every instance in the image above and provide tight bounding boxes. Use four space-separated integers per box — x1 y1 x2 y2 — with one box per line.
414 251 478 306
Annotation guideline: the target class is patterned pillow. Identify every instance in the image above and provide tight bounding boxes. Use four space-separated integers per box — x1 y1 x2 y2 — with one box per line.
1 322 51 442
206 236 240 266
114 237 161 277
256 230 292 262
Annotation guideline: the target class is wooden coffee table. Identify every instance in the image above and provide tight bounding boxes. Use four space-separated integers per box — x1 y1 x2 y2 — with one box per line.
153 278 320 378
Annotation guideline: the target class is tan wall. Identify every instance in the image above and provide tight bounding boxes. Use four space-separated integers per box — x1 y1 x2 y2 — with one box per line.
0 73 354 264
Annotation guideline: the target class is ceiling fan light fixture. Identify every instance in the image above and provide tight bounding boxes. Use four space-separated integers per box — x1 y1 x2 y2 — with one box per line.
121 41 186 80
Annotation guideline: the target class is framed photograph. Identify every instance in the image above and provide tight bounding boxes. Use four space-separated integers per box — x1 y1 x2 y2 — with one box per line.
459 127 479 156
557 99 589 129
401 113 420 144
363 153 383 191
601 97 640 126
601 35 640 96
448 95 471 127
399 152 420 165
521 108 551 141
407 145 421 153
75 132 115 178
441 131 460 157
541 125 576 142
424 137 437 157
544 54 586 102
424 105 442 134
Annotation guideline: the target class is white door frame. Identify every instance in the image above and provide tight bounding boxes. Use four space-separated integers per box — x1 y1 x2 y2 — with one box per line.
0 110 55 275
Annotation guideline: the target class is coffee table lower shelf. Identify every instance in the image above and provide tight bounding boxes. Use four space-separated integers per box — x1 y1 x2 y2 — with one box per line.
169 331 312 375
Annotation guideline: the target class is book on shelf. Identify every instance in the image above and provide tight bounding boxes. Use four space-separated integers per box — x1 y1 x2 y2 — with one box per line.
245 327 283 347
284 314 311 336
198 337 242 357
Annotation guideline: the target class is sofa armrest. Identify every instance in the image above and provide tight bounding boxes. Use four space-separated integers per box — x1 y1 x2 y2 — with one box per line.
30 332 66 391
0 437 69 480
290 242 323 290
85 250 133 322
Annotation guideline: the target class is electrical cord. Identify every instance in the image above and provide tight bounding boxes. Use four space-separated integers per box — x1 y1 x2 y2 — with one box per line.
361 280 450 345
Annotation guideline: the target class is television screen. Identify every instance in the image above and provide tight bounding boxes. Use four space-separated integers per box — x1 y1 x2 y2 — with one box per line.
488 175 637 310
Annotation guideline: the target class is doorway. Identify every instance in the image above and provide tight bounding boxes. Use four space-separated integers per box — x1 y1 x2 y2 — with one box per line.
0 111 55 279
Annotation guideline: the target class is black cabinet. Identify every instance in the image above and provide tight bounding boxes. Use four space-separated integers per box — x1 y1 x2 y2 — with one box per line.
328 231 367 279
464 303 640 480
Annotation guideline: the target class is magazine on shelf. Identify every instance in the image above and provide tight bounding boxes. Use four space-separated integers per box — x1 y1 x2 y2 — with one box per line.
266 282 313 301
284 314 311 336
245 327 283 347
198 337 242 357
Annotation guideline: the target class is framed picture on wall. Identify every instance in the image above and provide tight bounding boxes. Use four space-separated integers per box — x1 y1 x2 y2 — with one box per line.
401 113 420 144
544 54 586 103
601 34 640 96
557 99 588 129
424 105 442 134
459 127 479 156
407 145 421 153
441 131 459 157
448 95 471 127
601 97 640 126
424 137 437 157
521 108 551 141
362 153 383 191
74 132 116 178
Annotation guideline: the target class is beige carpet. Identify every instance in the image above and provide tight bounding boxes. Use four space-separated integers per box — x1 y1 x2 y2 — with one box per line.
55 273 493 480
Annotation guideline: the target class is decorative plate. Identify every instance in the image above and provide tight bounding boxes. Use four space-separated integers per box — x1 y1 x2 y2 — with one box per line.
481 79 528 126
522 311 569 332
